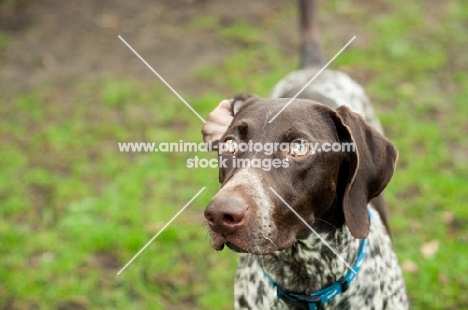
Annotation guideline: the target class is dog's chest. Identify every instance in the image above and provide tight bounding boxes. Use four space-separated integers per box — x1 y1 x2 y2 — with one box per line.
233 209 408 309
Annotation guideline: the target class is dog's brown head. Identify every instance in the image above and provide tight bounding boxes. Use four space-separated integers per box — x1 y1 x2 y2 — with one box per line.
204 96 397 254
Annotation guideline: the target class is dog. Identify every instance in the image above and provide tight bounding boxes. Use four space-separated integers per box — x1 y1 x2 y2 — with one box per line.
202 0 408 309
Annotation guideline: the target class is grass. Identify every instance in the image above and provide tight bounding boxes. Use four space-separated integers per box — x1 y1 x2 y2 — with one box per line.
1 0 468 309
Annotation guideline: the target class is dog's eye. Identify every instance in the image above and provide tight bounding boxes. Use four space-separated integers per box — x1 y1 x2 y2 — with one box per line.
223 139 238 153
290 141 308 157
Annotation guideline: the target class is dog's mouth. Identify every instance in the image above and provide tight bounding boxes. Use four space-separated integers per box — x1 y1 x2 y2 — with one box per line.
209 233 250 253
211 241 255 254
208 230 295 255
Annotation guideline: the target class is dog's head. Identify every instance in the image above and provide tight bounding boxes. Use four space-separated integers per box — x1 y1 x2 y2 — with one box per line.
204 96 398 254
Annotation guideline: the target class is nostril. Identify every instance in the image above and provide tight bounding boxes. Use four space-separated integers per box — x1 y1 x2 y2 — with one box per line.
205 212 214 222
222 213 236 224
222 211 244 225
204 211 215 224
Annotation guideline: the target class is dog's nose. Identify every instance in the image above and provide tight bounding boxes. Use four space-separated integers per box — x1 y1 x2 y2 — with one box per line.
204 195 247 234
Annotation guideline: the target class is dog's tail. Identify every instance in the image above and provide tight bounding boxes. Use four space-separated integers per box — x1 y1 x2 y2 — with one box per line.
299 0 323 69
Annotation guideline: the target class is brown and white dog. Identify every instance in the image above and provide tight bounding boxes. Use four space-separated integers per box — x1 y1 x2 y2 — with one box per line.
202 1 408 309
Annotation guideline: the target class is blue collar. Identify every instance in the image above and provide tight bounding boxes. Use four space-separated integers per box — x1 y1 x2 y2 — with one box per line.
263 209 371 310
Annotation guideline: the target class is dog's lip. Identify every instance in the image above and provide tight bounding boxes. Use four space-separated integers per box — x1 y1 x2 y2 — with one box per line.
209 230 297 254
210 233 227 251
209 233 251 253
210 235 248 252
214 242 225 251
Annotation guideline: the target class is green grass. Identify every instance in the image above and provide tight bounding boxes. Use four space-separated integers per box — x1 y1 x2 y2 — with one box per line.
1 0 468 309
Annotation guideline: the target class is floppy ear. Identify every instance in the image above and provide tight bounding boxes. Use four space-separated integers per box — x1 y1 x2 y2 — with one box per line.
230 94 256 116
330 106 398 239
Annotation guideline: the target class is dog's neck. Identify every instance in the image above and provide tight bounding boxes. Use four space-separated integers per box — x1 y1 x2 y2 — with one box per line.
261 224 360 294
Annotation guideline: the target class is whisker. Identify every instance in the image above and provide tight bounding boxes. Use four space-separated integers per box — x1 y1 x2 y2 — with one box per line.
263 235 278 253
275 219 293 230
313 217 337 230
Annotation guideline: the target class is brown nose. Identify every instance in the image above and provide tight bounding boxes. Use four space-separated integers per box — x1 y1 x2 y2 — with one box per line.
204 195 247 234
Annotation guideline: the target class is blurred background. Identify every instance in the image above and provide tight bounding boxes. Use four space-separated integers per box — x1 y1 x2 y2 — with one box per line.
1 0 467 309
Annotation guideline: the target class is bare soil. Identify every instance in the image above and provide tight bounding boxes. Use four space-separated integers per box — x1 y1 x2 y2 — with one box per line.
0 0 295 94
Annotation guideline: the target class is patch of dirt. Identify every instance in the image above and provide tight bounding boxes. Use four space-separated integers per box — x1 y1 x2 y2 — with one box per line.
0 0 293 94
